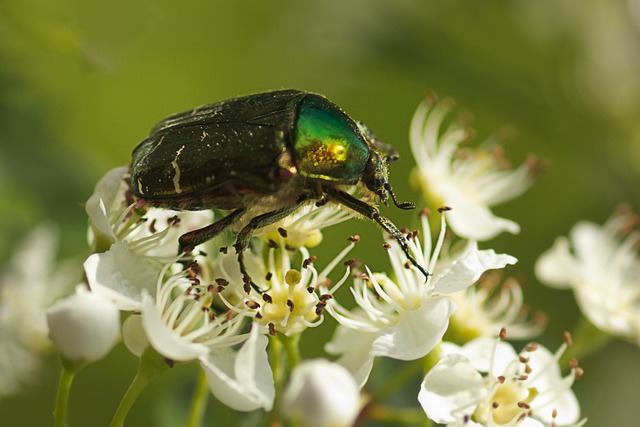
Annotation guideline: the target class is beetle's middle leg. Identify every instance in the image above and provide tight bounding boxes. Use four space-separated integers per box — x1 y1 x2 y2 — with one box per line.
234 198 309 292
178 208 247 253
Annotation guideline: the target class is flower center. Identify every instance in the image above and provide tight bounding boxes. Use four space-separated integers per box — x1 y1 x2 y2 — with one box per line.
259 269 318 334
474 380 529 425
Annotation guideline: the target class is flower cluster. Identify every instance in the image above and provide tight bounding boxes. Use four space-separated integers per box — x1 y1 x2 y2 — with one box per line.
420 331 584 427
1 93 604 427
536 205 640 344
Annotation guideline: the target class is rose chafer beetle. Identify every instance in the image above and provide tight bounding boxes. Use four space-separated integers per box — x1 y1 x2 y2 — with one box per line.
131 89 428 287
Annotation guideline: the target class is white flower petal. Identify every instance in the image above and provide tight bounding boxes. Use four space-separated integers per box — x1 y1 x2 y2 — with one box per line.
85 166 128 238
419 354 485 424
534 236 577 288
325 326 377 388
234 327 275 410
122 314 148 357
141 293 209 362
450 337 517 374
200 327 274 412
371 297 456 360
84 242 159 311
444 183 521 241
433 242 517 295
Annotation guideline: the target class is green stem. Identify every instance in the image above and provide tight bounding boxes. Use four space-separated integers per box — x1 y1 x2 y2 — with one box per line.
109 348 169 427
53 359 80 427
185 370 210 427
267 333 300 427
268 336 284 427
279 333 301 369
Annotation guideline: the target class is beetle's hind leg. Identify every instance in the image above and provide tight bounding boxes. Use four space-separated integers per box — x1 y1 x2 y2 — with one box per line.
178 208 247 253
233 199 309 293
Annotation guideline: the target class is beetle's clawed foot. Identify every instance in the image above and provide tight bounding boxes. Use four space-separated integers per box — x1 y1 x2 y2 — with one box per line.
413 261 431 283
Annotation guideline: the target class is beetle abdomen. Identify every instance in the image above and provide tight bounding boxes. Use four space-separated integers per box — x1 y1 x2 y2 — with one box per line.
131 90 309 206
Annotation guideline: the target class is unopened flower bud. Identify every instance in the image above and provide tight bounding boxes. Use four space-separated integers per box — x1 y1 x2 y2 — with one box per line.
282 359 360 427
47 285 120 363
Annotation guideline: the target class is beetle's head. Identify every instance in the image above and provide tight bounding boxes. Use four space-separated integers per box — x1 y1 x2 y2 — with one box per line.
360 124 415 211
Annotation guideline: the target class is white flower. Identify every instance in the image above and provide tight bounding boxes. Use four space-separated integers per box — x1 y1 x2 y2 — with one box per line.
0 224 75 395
324 211 517 386
535 208 640 342
46 285 120 363
200 325 275 412
83 167 213 311
410 94 537 241
213 237 355 336
448 272 545 342
419 336 584 427
98 256 275 411
282 359 361 427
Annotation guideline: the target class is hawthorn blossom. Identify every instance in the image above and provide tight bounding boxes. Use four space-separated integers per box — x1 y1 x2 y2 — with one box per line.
447 272 545 342
419 335 584 427
535 207 640 342
0 224 75 395
258 202 354 249
84 167 212 310
324 211 517 386
90 253 274 412
211 237 355 337
409 94 537 241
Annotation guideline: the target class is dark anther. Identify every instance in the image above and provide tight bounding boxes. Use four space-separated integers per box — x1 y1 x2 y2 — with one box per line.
437 206 452 213
286 299 294 312
303 256 317 269
265 272 273 281
267 239 279 249
347 235 360 243
245 300 261 310
278 227 288 238
262 293 273 304
219 246 228 254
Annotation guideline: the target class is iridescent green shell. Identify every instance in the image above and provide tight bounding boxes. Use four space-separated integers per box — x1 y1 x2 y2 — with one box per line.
293 94 369 183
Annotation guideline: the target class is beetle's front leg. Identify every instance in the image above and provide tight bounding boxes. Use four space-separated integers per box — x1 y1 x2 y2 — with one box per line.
324 187 430 280
178 208 246 253
233 199 310 292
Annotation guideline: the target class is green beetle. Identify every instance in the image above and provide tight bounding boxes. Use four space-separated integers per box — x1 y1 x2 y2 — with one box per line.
131 89 428 287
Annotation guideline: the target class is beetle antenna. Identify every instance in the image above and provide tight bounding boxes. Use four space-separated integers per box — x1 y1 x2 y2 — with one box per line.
385 183 415 210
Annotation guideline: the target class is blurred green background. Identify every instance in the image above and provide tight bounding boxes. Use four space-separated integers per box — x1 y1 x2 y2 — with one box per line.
1 0 639 425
